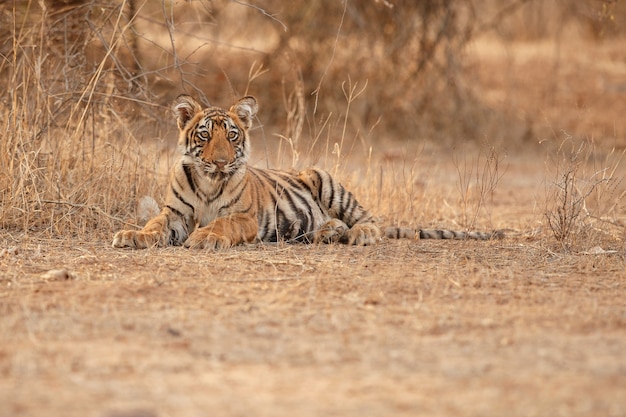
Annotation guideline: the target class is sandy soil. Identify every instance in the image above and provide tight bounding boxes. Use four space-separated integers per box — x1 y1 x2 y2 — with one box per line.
1 239 625 417
2 151 625 417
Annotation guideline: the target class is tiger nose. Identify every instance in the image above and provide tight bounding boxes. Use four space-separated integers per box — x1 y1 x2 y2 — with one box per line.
214 159 227 169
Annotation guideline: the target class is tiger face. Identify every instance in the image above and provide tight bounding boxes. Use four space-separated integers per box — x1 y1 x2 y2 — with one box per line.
172 95 258 179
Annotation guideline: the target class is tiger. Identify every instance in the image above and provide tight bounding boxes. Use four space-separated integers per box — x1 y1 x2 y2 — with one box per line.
112 95 501 250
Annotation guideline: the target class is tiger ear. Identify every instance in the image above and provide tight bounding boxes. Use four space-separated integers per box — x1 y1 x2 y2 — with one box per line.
230 96 258 130
172 95 203 130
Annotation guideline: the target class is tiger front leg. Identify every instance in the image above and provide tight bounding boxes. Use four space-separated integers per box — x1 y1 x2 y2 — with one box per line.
112 208 189 249
184 214 258 250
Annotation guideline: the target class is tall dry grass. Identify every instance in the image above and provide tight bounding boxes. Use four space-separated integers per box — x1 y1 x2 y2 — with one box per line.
1 0 624 247
0 2 170 239
0 0 472 240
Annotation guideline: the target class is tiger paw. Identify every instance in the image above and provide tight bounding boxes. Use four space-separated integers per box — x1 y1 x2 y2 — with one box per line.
314 219 349 244
345 223 381 246
112 230 161 249
184 231 232 250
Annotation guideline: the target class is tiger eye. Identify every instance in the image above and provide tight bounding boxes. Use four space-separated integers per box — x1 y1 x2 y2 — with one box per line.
199 131 209 139
228 131 238 140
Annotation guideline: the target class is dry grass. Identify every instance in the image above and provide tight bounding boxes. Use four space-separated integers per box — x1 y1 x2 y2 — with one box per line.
2 1 626 416
544 136 626 249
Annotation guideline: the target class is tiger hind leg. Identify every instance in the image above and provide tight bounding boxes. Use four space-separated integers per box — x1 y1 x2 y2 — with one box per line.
314 219 348 244
344 223 381 246
314 219 381 246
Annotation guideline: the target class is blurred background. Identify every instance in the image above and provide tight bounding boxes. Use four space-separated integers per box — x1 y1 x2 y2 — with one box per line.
1 0 625 236
3 0 625 145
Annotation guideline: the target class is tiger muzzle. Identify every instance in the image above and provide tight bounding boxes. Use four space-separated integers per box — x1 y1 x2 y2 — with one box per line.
213 159 228 170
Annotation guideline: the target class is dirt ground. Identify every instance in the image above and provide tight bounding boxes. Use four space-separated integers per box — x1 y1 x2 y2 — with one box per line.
2 32 626 416
2 148 626 417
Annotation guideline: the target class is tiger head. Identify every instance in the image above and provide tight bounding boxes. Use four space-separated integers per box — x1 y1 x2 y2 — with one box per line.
171 95 258 179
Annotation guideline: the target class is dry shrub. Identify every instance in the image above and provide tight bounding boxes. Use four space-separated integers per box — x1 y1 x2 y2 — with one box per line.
264 0 481 142
543 134 626 251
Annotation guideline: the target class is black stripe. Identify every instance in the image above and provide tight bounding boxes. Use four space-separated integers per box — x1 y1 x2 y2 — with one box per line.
182 163 209 203
240 200 253 215
172 186 194 213
258 186 278 242
258 211 269 240
265 228 278 242
336 185 347 219
283 176 308 192
283 189 313 239
253 169 281 194
292 193 313 234
221 180 248 210
253 168 273 182
169 228 182 246
255 175 267 240
300 211 311 236
276 185 298 217
327 175 335 210
182 164 197 194
420 229 445 239
310 170 324 202
207 182 225 203
269 184 293 240
166 204 184 218
343 194 359 224
206 109 227 118
186 130 192 149
276 209 292 239
253 172 267 216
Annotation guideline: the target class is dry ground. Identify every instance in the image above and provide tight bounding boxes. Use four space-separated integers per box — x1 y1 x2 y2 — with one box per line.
2 33 626 416
2 150 625 417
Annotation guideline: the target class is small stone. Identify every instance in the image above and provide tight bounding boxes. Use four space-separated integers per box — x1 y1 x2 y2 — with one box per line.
41 269 74 281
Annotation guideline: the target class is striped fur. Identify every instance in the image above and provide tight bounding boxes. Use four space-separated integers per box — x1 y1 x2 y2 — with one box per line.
112 95 501 250
384 227 504 240
112 95 379 249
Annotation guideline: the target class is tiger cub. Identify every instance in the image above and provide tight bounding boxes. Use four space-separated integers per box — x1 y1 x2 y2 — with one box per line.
112 95 499 249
